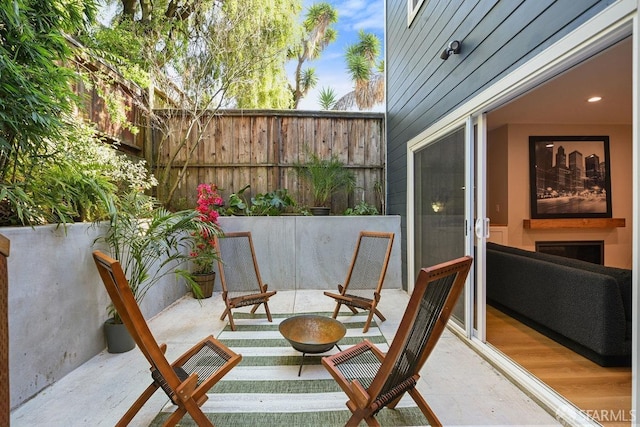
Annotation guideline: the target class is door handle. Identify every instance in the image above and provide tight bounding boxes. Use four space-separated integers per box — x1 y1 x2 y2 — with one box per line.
475 218 490 239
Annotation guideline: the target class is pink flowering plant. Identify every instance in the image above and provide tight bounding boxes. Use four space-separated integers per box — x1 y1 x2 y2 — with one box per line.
190 184 224 274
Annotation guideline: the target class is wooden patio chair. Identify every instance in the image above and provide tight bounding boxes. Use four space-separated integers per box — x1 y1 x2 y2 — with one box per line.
324 231 395 333
322 256 473 427
92 250 242 427
0 234 9 427
215 231 277 331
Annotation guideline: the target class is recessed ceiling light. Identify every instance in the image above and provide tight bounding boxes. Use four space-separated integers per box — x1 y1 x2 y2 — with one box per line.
587 96 602 103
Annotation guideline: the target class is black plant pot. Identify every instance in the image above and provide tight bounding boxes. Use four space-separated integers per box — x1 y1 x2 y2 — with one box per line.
309 206 330 216
104 318 135 353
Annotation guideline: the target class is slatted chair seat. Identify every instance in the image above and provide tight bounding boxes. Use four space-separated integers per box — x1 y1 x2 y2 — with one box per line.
323 256 473 427
324 231 395 333
93 250 242 427
215 231 277 331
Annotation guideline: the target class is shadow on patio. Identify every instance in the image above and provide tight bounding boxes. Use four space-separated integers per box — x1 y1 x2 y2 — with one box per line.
10 289 560 426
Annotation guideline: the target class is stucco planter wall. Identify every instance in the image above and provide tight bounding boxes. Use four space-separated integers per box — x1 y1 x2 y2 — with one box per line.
217 215 402 291
5 223 188 409
6 215 401 409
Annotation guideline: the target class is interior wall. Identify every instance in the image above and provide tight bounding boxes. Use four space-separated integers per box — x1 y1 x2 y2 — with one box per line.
494 123 632 269
487 125 509 225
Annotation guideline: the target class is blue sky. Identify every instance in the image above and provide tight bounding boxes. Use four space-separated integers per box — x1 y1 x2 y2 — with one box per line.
289 0 385 110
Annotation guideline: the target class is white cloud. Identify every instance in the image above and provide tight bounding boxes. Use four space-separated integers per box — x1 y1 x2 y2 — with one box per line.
337 0 367 16
353 14 384 31
335 0 384 31
319 51 344 61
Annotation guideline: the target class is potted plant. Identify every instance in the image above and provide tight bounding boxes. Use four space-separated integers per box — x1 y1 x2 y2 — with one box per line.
188 183 225 298
95 190 221 352
294 151 355 215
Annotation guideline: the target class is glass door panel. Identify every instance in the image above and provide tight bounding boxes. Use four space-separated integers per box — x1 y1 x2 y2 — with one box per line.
414 127 467 325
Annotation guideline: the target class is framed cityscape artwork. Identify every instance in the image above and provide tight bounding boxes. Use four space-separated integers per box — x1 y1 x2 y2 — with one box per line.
529 135 612 219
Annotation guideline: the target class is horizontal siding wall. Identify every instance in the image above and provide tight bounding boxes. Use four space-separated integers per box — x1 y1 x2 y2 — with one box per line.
386 0 612 280
152 110 385 214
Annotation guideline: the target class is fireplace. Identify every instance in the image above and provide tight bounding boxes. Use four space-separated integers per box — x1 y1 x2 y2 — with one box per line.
535 240 604 265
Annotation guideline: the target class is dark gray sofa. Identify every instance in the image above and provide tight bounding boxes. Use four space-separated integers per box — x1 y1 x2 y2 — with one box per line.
486 242 632 367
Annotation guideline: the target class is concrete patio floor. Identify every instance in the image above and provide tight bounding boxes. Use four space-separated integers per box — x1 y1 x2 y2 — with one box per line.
10 289 561 426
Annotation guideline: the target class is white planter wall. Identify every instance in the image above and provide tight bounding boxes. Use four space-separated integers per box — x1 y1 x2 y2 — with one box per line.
6 215 401 409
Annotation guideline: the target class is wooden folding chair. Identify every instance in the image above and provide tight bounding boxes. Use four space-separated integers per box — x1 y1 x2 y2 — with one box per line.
215 231 277 331
0 234 9 427
92 250 242 427
324 231 394 333
322 256 473 427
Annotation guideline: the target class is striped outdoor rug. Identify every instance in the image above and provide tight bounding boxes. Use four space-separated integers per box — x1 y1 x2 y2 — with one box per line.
150 312 428 426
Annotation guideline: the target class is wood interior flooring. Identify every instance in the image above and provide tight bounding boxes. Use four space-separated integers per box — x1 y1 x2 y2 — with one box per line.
486 305 631 427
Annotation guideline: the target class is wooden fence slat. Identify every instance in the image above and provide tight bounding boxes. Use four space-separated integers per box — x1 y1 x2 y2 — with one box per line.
252 116 270 164
219 116 235 164
351 118 366 166
268 116 279 191
236 116 251 164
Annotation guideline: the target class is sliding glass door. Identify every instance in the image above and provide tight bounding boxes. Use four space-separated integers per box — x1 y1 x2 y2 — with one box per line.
413 126 470 326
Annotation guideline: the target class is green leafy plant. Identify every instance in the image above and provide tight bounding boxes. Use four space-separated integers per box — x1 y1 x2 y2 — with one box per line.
344 201 379 216
250 189 296 215
220 185 296 216
32 156 113 223
95 191 221 322
0 0 97 225
223 184 251 216
31 122 156 224
294 151 355 207
0 128 158 225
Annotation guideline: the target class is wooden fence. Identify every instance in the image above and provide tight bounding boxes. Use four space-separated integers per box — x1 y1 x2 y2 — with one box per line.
152 110 386 214
70 39 148 156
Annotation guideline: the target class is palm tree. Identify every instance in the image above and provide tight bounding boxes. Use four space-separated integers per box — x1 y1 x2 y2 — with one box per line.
318 87 337 110
336 30 384 111
291 2 338 108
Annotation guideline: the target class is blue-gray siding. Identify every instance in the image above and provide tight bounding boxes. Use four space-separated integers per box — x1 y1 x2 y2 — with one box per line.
386 0 613 285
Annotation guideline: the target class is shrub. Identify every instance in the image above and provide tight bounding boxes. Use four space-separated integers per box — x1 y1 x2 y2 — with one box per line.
344 201 379 216
293 151 355 207
0 0 98 225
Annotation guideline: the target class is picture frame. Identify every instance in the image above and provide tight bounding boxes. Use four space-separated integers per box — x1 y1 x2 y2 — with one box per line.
529 136 612 219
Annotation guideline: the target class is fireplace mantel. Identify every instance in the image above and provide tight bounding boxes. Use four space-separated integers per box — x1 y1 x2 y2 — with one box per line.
523 218 625 229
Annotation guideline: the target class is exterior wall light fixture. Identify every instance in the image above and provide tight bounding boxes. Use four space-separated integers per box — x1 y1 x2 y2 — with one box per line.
440 40 462 60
